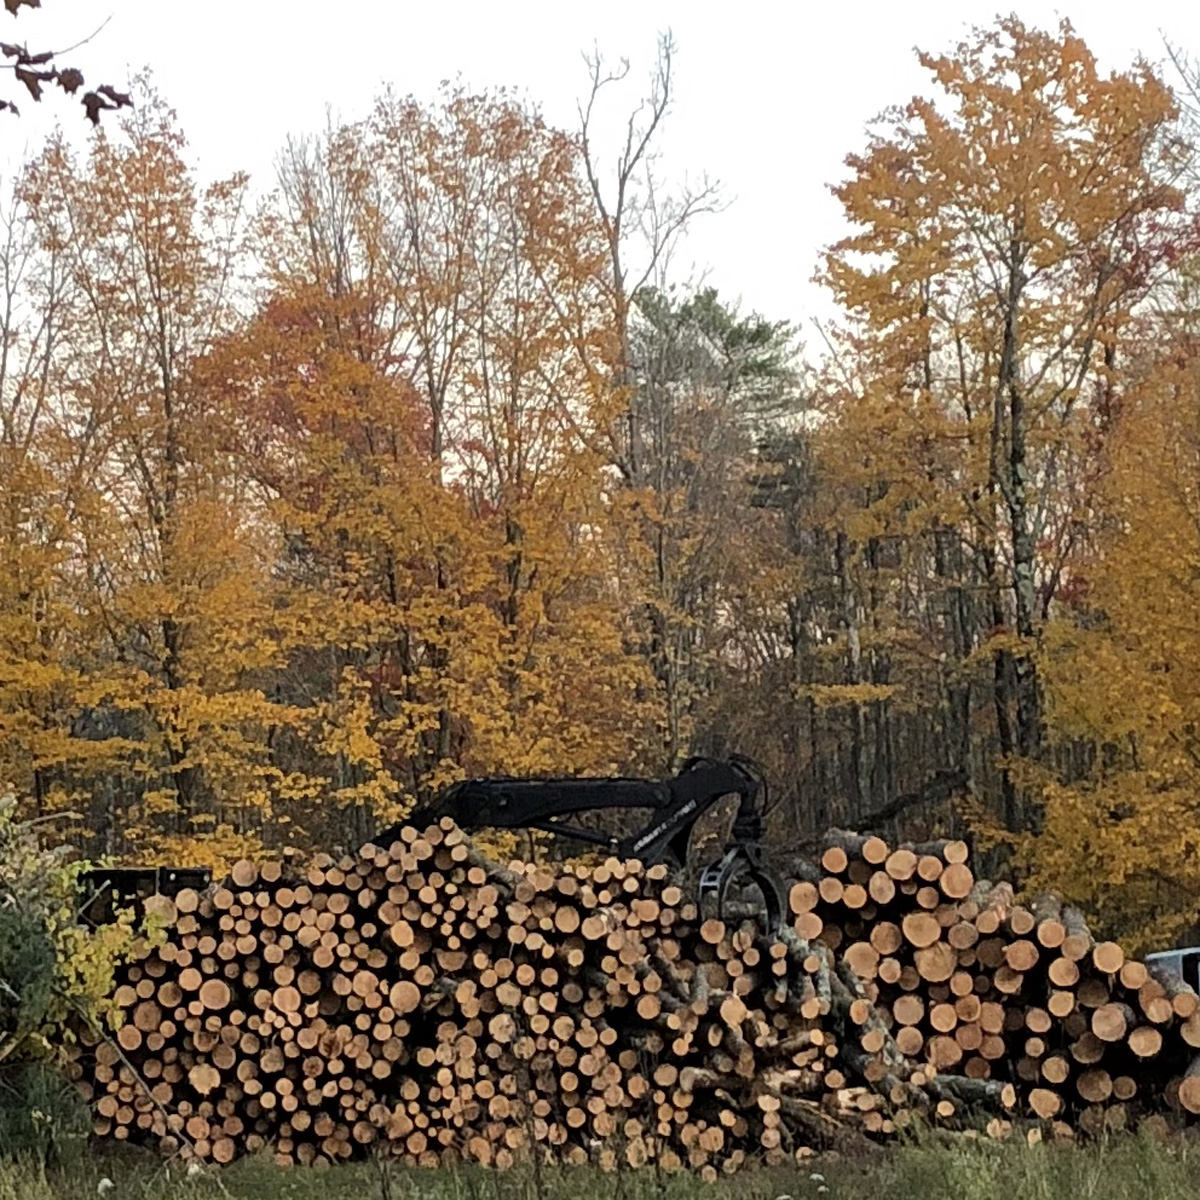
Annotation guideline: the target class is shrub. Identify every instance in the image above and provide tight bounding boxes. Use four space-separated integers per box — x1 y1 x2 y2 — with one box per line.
0 793 150 1163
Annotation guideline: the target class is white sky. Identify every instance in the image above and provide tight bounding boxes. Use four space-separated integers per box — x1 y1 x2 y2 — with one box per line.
5 1 1200 342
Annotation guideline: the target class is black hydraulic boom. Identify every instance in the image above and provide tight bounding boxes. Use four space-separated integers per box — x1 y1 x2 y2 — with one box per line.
77 760 786 935
377 755 786 932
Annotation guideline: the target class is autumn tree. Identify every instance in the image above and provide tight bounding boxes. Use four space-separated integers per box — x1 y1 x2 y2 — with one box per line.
819 17 1195 834
1023 320 1200 949
218 86 657 847
9 15 1200 912
3 85 298 868
0 153 79 820
0 76 664 864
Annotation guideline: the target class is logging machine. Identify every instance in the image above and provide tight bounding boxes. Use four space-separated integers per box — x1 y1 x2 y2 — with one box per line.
378 755 788 931
81 755 786 933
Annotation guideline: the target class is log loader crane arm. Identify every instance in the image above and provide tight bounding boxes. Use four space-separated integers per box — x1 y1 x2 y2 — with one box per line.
377 755 786 932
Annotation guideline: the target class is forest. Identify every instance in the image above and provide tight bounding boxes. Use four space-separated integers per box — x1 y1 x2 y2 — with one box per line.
2 15 1200 951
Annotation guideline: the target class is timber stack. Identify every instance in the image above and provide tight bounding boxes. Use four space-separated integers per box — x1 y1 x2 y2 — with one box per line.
69 822 1200 1173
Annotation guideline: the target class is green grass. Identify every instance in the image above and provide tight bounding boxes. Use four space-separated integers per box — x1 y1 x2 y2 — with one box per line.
6 1135 1200 1200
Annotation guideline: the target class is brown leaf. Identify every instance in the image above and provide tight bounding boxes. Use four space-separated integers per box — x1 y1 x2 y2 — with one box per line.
15 65 46 101
79 84 132 125
97 84 131 109
56 67 83 94
4 0 40 14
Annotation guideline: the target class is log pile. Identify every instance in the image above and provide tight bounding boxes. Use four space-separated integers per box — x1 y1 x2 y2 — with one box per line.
796 831 1200 1140
68 822 1200 1173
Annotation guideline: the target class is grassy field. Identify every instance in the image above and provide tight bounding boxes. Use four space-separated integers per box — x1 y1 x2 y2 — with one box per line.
5 1136 1200 1200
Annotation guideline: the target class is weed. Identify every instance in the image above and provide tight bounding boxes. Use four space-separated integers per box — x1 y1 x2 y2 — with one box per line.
5 1135 1200 1200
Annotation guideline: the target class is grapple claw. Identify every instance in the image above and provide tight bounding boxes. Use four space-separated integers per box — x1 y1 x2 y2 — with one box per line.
698 844 786 934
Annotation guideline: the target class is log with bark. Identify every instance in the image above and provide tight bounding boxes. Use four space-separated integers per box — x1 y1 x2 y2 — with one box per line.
74 821 1200 1172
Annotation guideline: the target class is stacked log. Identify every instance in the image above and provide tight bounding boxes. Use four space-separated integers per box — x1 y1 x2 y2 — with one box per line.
69 822 1199 1172
796 831 1200 1139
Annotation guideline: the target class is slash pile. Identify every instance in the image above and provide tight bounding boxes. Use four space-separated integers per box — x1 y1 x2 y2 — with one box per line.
68 822 1200 1173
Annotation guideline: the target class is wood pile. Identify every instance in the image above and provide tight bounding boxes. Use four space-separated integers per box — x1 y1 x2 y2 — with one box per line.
796 831 1200 1140
68 822 1200 1173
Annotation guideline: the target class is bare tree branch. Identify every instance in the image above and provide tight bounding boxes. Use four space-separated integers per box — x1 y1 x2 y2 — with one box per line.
576 30 724 484
1165 36 1200 119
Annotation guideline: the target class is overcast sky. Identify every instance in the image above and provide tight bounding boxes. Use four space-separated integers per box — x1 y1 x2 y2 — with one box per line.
5 1 1200 341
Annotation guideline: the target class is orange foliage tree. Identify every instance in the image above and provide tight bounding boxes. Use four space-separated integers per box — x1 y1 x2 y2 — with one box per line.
208 86 657 850
8 18 1200 936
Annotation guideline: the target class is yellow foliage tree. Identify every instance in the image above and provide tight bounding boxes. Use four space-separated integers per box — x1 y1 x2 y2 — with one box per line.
818 17 1192 832
1030 340 1200 950
2 84 304 870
